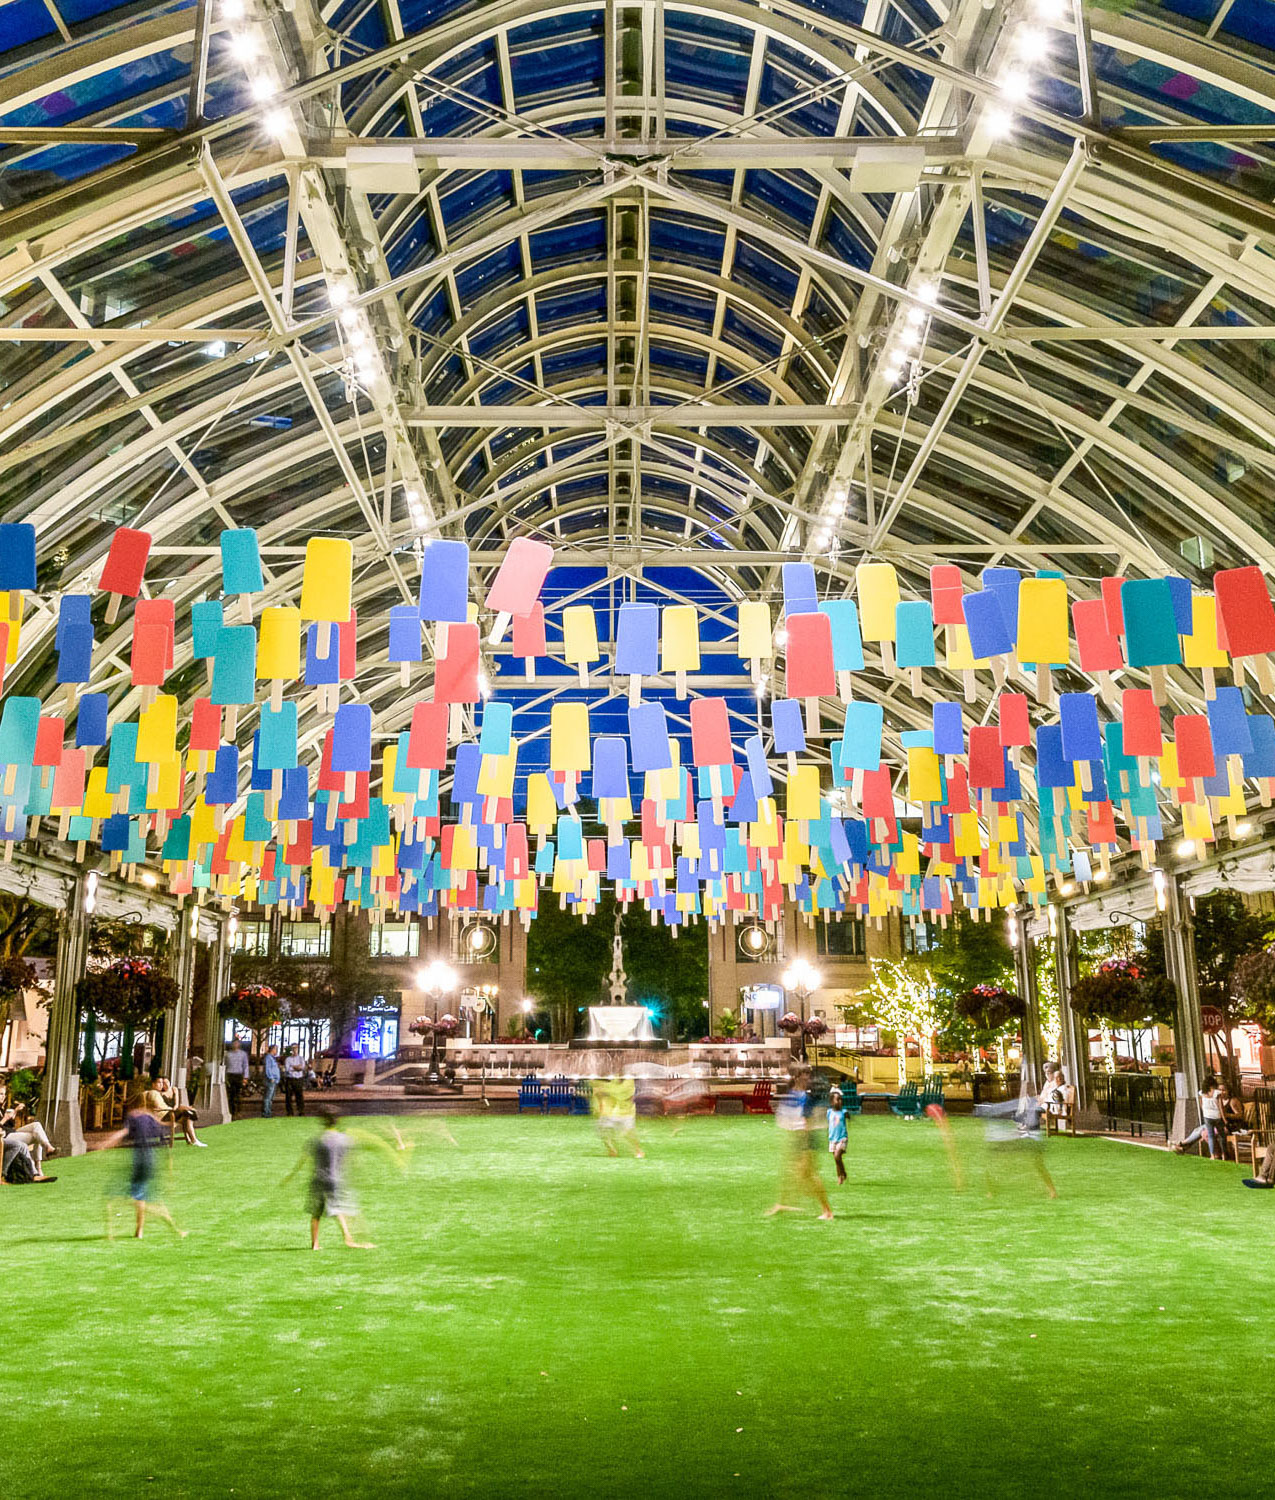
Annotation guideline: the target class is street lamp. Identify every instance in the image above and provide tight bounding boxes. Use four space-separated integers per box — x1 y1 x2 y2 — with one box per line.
416 960 457 1083
782 958 821 1060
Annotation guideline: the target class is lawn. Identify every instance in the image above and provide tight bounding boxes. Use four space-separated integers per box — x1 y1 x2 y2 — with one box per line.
3 1113 1272 1499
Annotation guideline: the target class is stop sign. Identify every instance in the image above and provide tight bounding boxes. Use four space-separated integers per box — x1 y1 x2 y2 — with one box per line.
1200 1005 1225 1033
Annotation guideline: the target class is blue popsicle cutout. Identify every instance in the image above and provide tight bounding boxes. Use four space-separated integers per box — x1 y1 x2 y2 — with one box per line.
782 562 818 617
980 567 1021 638
210 625 257 706
76 693 109 748
771 698 806 754
963 589 1013 659
191 600 224 659
388 604 422 664
220 528 263 595
1059 692 1102 762
818 599 865 672
1121 579 1182 667
932 701 964 755
206 745 240 805
419 539 470 624
478 701 513 757
1207 687 1253 757
615 603 659 676
258 702 299 770
332 703 372 774
591 736 629 800
305 623 341 686
56 595 94 684
628 701 673 772
894 600 936 668
0 524 36 592
744 734 773 798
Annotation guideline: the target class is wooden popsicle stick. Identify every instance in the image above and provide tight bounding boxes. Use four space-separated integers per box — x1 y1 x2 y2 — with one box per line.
316 620 335 661
909 666 921 695
2 765 14 797
1202 665 1216 699
837 669 852 703
58 812 70 840
489 611 511 644
270 681 283 712
1253 654 1275 695
449 703 463 742
1233 658 1246 688
524 659 536 683
880 640 894 673
1261 780 1273 808
399 662 410 689
629 675 642 706
1077 759 1093 793
225 706 238 739
105 593 122 624
578 664 589 688
238 596 252 625
804 697 819 737
676 669 687 699
1148 664 1168 706
963 669 976 704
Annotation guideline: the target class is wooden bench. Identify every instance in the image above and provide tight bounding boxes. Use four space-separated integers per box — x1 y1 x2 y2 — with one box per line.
1043 1085 1077 1136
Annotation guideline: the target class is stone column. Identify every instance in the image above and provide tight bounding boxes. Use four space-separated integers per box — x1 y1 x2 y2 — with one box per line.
1053 904 1091 1113
1163 873 1206 1141
161 907 197 1091
1015 917 1045 1093
38 872 89 1156
196 914 231 1126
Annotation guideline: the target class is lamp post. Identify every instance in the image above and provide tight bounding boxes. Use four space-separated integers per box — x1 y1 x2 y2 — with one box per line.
417 959 457 1084
782 958 821 1061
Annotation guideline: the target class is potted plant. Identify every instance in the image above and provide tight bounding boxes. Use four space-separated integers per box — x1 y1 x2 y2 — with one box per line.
219 984 287 1057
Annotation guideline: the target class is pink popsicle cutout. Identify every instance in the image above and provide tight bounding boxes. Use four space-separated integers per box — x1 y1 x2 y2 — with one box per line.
486 538 554 642
100 527 151 622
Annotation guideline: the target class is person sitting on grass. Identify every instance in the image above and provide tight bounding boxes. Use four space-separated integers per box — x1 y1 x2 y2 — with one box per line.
95 1100 187 1240
144 1078 208 1148
2 1102 57 1178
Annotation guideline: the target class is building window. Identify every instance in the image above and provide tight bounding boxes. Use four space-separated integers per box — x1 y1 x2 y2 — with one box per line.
232 919 270 957
279 921 330 958
816 917 865 958
369 922 419 959
903 920 939 955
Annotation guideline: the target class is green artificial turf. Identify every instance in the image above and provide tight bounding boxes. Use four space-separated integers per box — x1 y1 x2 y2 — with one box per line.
3 1113 1273 1499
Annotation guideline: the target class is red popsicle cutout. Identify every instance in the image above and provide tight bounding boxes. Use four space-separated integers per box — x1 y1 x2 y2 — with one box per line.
1121 689 1161 758
1173 714 1216 780
434 622 480 704
784 612 835 698
135 598 175 671
34 716 65 767
690 697 734 767
1073 598 1124 673
967 725 1006 789
190 697 221 753
51 748 85 809
339 610 358 680
861 766 894 818
406 700 448 771
998 692 1031 748
131 620 169 687
513 602 546 658
929 564 965 627
1100 577 1125 640
99 527 151 622
1214 566 1275 658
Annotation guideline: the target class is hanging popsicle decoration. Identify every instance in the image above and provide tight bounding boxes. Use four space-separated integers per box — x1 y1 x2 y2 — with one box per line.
512 602 546 683
785 611 835 734
1121 578 1180 705
1183 593 1227 698
616 602 659 704
257 605 301 711
300 537 352 662
220 528 264 622
388 604 422 688
1215 565 1275 693
737 601 771 687
485 536 554 643
1016 577 1069 705
1072 596 1123 700
0 522 35 622
562 605 599 687
99 526 151 625
894 600 935 694
55 594 94 709
661 606 699 699
856 561 899 672
819 599 863 703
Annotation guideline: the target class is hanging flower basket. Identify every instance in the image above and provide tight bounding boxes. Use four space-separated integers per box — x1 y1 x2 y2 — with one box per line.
802 1016 829 1039
1234 945 1275 1041
408 1016 435 1036
0 954 37 1004
219 983 287 1031
76 957 177 1027
955 984 1026 1033
1071 957 1175 1028
435 1013 460 1037
778 1011 803 1035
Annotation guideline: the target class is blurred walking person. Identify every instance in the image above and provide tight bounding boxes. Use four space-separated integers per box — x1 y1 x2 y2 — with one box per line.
766 1064 832 1220
96 1100 187 1240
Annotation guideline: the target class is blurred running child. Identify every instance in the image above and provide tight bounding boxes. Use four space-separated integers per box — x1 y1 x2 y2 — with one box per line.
826 1087 848 1185
284 1109 402 1250
593 1074 644 1158
97 1099 187 1240
766 1064 832 1220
